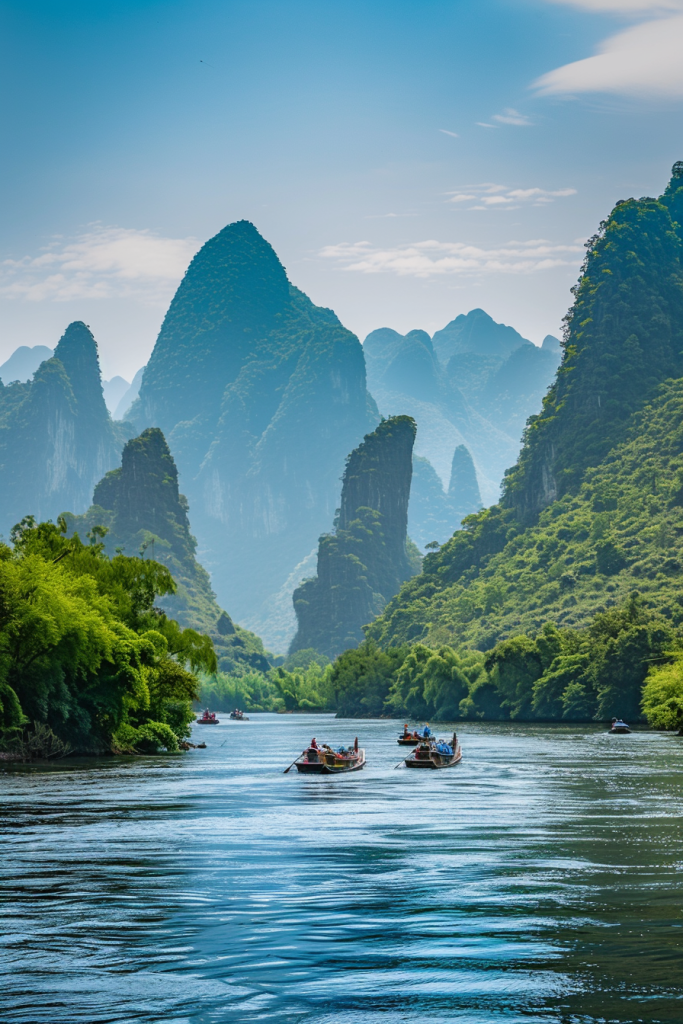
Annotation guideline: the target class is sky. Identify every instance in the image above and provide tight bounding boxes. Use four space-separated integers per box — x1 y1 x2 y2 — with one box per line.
1 0 683 381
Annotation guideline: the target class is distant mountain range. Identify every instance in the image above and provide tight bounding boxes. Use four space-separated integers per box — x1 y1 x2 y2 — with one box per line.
0 226 560 653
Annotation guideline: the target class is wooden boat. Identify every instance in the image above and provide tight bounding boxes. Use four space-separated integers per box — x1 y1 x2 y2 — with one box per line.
196 709 219 724
291 738 365 774
404 733 462 770
610 718 631 734
397 724 433 746
229 710 249 721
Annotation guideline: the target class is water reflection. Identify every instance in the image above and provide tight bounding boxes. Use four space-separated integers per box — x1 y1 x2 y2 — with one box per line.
1 718 682 1022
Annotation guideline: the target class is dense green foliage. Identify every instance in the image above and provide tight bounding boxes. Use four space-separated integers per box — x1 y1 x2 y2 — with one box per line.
642 657 683 732
291 416 418 659
327 595 676 723
66 428 270 676
0 517 216 755
197 661 334 714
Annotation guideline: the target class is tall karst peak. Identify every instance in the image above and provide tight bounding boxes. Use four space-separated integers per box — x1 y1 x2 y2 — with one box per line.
93 427 184 548
448 444 482 513
129 221 377 651
68 427 270 675
131 220 292 437
0 322 126 535
290 415 417 659
433 308 529 364
53 321 108 422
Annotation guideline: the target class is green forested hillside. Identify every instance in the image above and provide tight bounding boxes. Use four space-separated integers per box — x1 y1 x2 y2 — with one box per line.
367 378 683 652
328 163 683 728
66 428 270 676
505 165 683 521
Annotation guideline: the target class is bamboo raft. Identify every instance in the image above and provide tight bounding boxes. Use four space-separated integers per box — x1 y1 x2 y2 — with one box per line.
287 738 365 775
403 734 462 770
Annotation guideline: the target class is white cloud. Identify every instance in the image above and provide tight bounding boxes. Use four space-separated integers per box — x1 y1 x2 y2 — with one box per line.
319 238 582 278
476 122 498 128
535 6 683 96
446 183 577 209
439 128 460 137
492 108 533 126
0 225 201 304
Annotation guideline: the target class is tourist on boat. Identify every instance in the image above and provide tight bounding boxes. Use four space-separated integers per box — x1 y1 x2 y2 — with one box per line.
310 737 318 748
423 724 431 738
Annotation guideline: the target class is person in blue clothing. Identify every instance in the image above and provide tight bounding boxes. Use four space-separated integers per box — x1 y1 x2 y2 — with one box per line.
422 724 431 738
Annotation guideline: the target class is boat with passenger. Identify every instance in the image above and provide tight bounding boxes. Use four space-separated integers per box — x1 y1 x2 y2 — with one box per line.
229 709 249 721
610 718 631 734
397 723 433 746
288 737 366 774
196 709 220 725
403 732 462 769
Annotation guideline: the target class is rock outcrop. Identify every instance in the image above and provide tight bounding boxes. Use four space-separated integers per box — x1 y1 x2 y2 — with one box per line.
290 416 417 659
128 221 377 651
66 427 270 674
0 322 126 538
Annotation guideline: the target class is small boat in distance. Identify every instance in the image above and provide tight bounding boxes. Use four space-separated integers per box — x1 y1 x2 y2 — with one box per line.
610 718 631 734
196 709 219 724
287 737 366 774
229 709 249 721
397 723 433 746
404 732 462 770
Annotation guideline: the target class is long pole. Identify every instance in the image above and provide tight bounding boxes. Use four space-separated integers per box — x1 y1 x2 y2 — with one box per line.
393 757 406 769
284 753 303 774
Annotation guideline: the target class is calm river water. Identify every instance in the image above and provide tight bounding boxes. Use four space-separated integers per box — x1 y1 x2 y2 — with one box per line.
1 716 682 1023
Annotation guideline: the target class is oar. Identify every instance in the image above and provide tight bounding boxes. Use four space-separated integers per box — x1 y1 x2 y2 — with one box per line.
393 756 407 769
283 752 303 774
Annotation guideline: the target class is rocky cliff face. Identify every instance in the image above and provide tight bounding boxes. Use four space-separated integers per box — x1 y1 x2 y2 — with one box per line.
290 416 417 659
66 428 270 674
504 163 683 522
128 221 377 652
0 322 126 538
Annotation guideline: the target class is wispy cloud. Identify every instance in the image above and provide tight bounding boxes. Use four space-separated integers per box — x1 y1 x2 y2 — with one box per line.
0 225 200 304
491 108 533 126
477 122 498 128
319 239 582 278
439 128 460 137
446 183 576 210
535 2 683 96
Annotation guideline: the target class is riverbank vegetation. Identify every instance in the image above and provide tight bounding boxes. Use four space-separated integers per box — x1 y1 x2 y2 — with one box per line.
0 517 216 757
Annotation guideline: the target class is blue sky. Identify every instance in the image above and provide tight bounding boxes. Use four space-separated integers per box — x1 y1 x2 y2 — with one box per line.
1 0 682 380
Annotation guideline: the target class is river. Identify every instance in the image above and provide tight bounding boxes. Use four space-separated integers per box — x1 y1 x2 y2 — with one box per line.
1 716 682 1023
